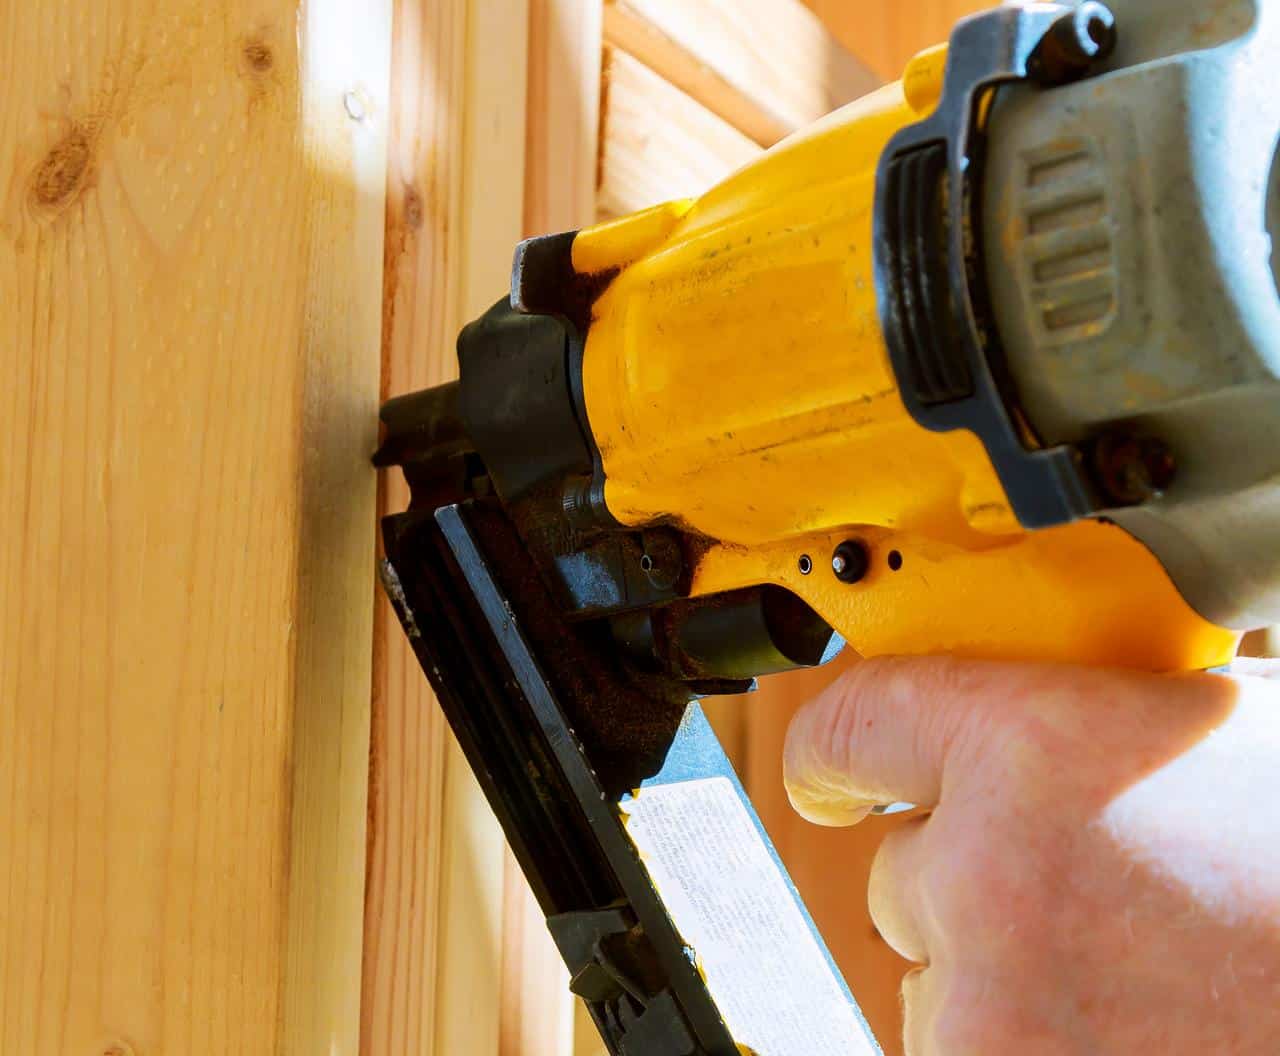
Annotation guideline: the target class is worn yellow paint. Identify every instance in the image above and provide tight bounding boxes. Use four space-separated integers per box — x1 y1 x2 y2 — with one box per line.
574 198 694 272
902 43 949 115
575 77 1002 543
572 55 1239 674
692 521 1239 672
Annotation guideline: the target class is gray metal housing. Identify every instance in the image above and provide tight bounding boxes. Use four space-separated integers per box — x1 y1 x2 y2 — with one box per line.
985 0 1280 629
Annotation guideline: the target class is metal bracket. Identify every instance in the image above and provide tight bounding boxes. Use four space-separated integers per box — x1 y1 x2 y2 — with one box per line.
873 2 1117 529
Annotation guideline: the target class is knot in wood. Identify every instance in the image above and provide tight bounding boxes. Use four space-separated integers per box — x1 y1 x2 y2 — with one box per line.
31 126 91 210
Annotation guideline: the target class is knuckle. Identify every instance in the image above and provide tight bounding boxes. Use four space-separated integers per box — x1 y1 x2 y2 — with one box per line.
868 821 931 962
928 832 1065 943
930 975 1049 1055
857 654 967 710
900 969 1032 1056
934 998 1012 1055
934 986 1078 1056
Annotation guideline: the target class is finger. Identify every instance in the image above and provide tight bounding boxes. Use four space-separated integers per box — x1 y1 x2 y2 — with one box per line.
868 816 931 963
901 966 940 1056
784 655 1020 825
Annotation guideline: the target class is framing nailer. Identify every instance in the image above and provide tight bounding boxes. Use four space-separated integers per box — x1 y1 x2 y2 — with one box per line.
374 2 1280 1052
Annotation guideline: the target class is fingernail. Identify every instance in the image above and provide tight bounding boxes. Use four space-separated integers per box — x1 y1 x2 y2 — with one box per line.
785 782 876 828
871 802 918 816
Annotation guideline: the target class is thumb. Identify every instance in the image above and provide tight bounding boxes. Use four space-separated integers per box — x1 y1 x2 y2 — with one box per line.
783 656 1012 826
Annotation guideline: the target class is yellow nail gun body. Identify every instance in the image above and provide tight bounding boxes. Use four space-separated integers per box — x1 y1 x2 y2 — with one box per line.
377 2 1279 1052
573 53 1234 673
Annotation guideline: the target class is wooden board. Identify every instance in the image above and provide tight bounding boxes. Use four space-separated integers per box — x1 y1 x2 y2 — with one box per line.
803 0 995 82
500 853 575 1056
363 1 585 1054
0 1 391 1054
598 48 762 220
361 0 469 1049
605 0 878 146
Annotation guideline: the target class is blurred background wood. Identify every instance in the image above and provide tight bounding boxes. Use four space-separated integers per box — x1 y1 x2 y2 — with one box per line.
598 49 761 220
0 1 391 1054
802 0 995 81
603 0 877 147
1239 628 1280 657
361 2 467 1053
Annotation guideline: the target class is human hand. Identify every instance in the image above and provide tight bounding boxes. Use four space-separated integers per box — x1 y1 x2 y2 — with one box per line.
784 657 1280 1055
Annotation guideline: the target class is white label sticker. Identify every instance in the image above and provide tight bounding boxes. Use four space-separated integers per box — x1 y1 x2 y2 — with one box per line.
621 777 880 1056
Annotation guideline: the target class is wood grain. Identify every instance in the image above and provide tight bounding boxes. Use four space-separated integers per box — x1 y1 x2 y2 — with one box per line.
603 2 792 147
605 0 878 146
363 1 578 1054
598 49 761 220
361 0 466 1049
0 1 390 1054
500 856 575 1056
803 0 995 82
526 0 604 238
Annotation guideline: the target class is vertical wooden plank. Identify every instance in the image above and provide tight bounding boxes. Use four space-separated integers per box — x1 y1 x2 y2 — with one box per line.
361 0 464 1051
362 1 529 1055
499 853 575 1056
502 3 605 1054
284 4 392 1054
0 0 388 1054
